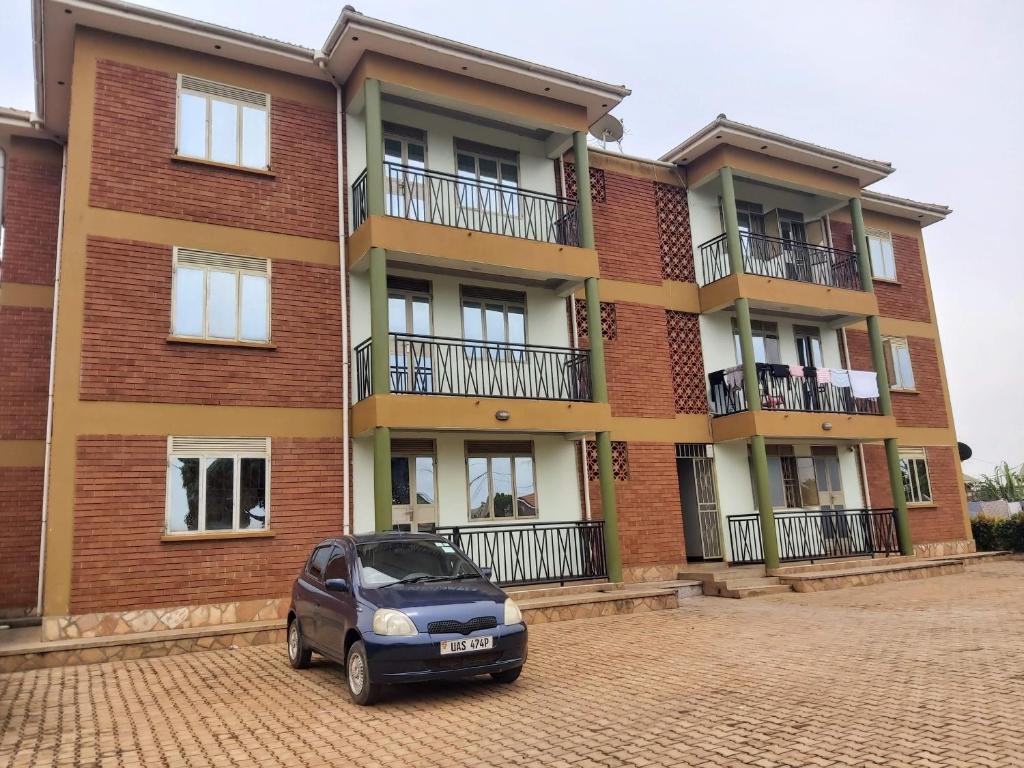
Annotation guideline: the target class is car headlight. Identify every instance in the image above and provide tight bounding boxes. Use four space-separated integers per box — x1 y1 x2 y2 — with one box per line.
503 598 523 625
372 608 418 636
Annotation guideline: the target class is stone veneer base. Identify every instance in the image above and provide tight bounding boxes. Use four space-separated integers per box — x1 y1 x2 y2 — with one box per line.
781 560 965 593
521 593 679 625
913 539 976 558
621 562 687 584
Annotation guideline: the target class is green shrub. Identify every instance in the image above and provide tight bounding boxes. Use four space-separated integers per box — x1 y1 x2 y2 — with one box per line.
972 513 1024 552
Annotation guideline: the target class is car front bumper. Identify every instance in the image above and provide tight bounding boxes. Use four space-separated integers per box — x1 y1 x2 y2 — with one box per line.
364 622 527 684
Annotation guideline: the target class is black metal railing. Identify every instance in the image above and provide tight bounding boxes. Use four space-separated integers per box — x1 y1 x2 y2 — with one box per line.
708 364 881 417
355 333 591 402
351 162 580 246
437 520 608 587
698 232 862 290
727 508 900 564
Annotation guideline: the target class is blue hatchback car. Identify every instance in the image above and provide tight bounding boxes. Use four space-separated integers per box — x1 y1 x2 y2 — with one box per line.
288 532 528 704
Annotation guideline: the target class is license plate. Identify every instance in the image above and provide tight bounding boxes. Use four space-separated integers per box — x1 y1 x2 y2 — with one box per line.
439 636 493 656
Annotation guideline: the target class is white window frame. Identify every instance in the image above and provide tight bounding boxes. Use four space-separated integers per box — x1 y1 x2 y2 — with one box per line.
899 447 932 506
866 227 897 281
165 437 271 535
465 446 538 522
883 336 916 391
175 74 271 170
171 247 272 344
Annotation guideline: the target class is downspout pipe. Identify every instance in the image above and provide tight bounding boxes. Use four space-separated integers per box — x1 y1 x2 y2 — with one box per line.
37 141 68 616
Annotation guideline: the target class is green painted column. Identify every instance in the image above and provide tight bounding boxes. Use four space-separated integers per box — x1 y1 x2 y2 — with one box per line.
373 426 392 532
364 78 384 217
369 246 389 395
750 436 780 570
573 131 621 581
850 197 913 555
719 167 745 275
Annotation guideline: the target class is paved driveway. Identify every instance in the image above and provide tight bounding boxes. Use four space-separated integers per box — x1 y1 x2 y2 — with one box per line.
2 560 1023 767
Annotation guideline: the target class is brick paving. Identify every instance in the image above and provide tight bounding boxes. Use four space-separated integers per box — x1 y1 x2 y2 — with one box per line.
2 560 1023 767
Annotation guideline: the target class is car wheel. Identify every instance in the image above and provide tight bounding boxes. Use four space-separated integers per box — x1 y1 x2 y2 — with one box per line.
490 666 523 684
287 617 311 670
346 640 379 705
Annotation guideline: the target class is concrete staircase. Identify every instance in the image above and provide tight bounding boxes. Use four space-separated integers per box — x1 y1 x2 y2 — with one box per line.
677 564 794 599
508 579 703 624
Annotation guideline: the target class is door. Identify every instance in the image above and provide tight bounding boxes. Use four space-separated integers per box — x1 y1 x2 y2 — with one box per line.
317 543 357 661
794 326 825 410
812 447 850 554
456 150 520 231
734 200 766 265
388 289 432 393
383 134 427 219
677 445 723 560
779 215 811 281
296 543 334 649
391 454 438 533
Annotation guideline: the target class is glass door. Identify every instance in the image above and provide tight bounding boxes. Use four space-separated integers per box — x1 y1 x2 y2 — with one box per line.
391 454 437 532
456 151 520 232
813 447 850 548
779 214 811 281
388 289 432 393
383 135 427 220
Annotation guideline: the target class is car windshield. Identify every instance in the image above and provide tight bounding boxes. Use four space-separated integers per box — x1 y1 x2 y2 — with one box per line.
356 539 482 588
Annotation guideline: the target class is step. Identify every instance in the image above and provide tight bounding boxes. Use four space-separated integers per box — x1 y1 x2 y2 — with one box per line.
722 576 782 588
678 565 766 584
506 580 619 601
719 584 794 599
777 558 965 593
769 554 916 576
932 551 1013 566
518 582 695 625
0 619 285 674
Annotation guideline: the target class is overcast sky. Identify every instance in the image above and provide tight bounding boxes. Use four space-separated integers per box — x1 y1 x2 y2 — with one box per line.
2 0 1021 478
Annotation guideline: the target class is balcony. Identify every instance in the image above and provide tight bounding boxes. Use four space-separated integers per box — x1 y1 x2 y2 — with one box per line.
707 364 896 442
699 232 862 289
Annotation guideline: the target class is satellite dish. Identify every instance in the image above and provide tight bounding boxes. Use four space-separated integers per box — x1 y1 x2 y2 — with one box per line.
589 114 624 148
957 442 972 462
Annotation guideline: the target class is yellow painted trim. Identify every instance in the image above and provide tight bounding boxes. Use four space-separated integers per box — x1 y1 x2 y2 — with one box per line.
351 395 611 436
699 273 879 319
609 414 712 443
0 440 46 467
71 402 343 437
344 52 588 131
846 317 939 340
576 279 701 313
83 208 339 265
348 216 599 282
711 412 899 443
587 151 683 186
686 145 861 199
891 427 958 447
161 530 276 543
0 283 55 309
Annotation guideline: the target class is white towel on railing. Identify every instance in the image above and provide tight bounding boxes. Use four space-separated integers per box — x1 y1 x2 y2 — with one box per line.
724 365 744 390
829 368 851 388
849 369 880 399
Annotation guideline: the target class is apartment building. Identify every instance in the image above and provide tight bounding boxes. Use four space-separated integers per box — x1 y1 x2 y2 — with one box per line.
0 0 971 642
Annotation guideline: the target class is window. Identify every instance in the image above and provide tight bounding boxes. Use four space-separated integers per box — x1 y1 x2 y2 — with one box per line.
306 544 333 581
794 326 824 369
323 550 349 582
866 228 897 281
466 441 536 520
177 75 269 169
732 319 780 364
166 437 269 534
172 248 270 343
461 286 527 362
749 446 829 510
883 337 916 390
455 139 519 215
900 448 932 505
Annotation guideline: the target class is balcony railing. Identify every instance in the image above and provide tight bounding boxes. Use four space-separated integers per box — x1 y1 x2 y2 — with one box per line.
351 162 580 246
708 364 880 417
727 508 900 564
355 333 592 402
698 232 863 290
436 520 608 587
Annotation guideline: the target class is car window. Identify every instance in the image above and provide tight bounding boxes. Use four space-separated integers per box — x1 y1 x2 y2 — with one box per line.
306 544 333 581
324 551 348 582
356 539 480 587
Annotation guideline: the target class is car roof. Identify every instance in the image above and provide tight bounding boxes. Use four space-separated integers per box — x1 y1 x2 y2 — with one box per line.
349 531 446 545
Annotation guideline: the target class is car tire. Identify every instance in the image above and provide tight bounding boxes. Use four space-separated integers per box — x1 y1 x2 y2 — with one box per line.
287 617 312 670
346 640 379 705
490 666 523 684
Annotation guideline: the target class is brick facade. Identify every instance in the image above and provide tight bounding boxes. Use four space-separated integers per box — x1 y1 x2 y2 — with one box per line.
89 59 338 242
861 444 966 544
0 468 43 614
0 140 62 285
602 302 677 419
80 236 342 408
70 436 344 613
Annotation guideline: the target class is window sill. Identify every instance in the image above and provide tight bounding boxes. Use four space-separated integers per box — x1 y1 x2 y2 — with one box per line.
890 387 919 395
162 530 275 543
872 276 901 286
167 335 276 350
907 503 936 510
171 154 276 178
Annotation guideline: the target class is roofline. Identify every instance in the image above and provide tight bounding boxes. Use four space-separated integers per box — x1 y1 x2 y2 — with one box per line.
589 144 677 169
659 116 894 176
862 188 952 223
321 7 631 101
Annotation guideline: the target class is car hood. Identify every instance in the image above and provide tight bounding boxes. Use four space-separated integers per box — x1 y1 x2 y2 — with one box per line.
361 579 508 630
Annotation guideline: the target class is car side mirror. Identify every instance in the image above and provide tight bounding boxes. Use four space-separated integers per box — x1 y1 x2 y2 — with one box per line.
325 578 350 593
479 567 493 581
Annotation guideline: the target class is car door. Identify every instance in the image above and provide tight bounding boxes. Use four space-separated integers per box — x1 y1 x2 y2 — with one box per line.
295 543 333 649
317 542 358 662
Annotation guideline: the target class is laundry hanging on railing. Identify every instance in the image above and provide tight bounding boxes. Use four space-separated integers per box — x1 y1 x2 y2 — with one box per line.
789 364 806 378
724 365 744 390
829 368 852 388
817 367 833 385
849 369 880 399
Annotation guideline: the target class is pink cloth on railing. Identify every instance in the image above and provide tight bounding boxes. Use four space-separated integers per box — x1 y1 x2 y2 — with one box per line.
789 365 805 378
816 368 833 384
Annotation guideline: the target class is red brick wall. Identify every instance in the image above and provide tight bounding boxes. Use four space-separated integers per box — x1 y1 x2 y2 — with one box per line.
0 140 62 285
831 220 930 322
0 307 52 439
602 303 676 419
588 442 685 567
0 468 43 613
80 236 342 407
845 330 948 428
591 169 665 284
71 436 344 613
89 59 338 242
861 444 966 544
